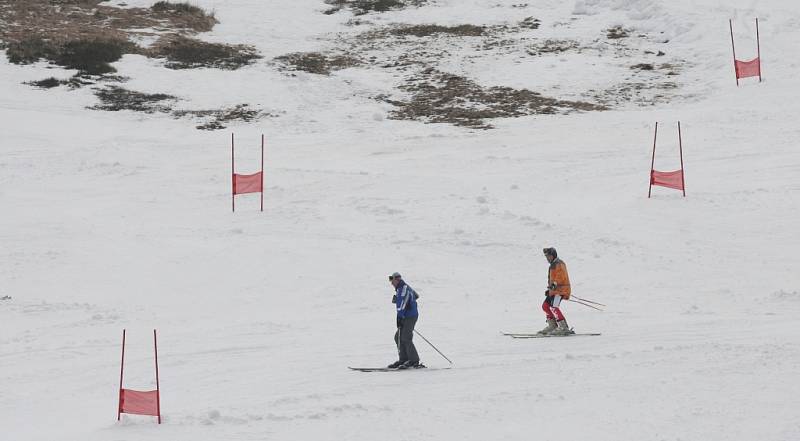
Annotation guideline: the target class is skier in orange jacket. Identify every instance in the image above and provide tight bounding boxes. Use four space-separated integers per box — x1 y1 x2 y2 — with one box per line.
538 247 574 335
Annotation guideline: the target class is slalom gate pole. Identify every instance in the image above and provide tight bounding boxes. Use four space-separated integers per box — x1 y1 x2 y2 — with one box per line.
568 299 604 311
730 19 739 86
570 296 606 307
413 329 453 365
756 18 761 82
678 121 685 197
118 329 126 421
648 122 658 198
231 133 235 213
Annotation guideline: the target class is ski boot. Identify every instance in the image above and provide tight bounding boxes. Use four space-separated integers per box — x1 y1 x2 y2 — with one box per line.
550 319 575 336
537 318 558 335
397 360 422 370
387 360 404 369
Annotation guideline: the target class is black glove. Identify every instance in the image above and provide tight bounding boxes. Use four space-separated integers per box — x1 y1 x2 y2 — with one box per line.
396 317 404 329
544 290 550 296
392 295 397 303
549 283 557 290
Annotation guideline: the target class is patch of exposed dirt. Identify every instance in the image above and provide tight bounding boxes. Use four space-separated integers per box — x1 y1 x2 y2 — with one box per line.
87 87 270 130
1 1 258 73
630 63 654 70
173 104 270 130
323 0 429 15
390 24 485 38
588 81 679 107
519 17 541 30
385 68 606 129
274 52 361 75
526 39 579 55
1 1 217 60
149 36 261 70
315 17 685 128
606 25 630 39
89 86 177 113
26 75 120 89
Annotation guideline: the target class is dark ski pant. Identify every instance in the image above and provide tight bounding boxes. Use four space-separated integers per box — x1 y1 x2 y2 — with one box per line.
394 315 419 364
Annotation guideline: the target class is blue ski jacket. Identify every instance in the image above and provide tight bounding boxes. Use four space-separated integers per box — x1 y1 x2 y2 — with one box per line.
394 280 419 319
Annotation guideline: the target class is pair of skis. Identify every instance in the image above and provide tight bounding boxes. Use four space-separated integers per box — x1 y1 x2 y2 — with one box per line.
348 364 452 372
502 331 601 338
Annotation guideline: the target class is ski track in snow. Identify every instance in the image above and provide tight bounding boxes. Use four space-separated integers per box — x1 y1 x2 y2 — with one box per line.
1 0 799 440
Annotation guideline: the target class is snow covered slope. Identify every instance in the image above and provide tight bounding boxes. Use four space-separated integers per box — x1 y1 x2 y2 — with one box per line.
1 1 799 440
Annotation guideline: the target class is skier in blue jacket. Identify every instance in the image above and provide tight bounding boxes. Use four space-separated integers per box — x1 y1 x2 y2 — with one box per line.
387 272 421 369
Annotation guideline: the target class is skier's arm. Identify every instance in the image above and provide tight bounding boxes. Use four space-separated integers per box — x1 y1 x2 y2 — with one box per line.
397 285 409 316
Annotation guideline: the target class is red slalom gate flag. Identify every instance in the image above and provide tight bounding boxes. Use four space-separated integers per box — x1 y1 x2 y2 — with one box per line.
650 169 684 191
231 133 265 212
233 172 263 195
729 18 762 85
117 329 161 424
119 389 160 417
648 122 686 198
735 58 760 79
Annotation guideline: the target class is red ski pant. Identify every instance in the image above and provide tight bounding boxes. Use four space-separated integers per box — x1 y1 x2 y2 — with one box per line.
542 296 565 321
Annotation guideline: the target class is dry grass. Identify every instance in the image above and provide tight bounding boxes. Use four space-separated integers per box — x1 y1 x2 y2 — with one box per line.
0 0 219 68
324 0 428 15
391 24 485 38
149 36 261 70
387 68 606 129
89 86 176 113
274 52 360 75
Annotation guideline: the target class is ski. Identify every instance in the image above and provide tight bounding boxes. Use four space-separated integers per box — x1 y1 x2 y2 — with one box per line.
348 365 451 372
503 332 601 338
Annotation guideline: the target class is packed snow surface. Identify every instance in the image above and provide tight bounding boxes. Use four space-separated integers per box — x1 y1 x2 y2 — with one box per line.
1 1 799 440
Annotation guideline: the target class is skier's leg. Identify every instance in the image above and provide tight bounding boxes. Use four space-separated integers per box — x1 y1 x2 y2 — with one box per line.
400 316 419 364
550 296 573 334
539 296 558 334
542 298 555 319
395 326 409 362
549 295 566 321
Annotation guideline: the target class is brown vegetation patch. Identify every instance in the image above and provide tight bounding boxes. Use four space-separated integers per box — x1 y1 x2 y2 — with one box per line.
386 68 606 129
391 24 485 37
274 52 361 75
149 36 260 70
87 87 268 129
606 25 630 39
323 0 428 15
173 104 266 130
89 86 177 113
519 17 541 30
630 63 654 70
1 0 222 71
526 39 579 55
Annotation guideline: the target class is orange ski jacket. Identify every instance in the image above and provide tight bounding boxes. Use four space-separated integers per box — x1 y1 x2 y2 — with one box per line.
547 258 571 299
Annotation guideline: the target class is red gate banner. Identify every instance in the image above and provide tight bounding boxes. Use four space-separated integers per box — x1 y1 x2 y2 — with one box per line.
648 122 686 198
730 18 762 84
233 172 263 195
119 389 160 417
231 133 265 212
118 329 161 424
735 58 760 79
651 170 684 191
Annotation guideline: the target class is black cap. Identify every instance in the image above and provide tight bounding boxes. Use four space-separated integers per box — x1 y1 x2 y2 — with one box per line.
543 247 557 258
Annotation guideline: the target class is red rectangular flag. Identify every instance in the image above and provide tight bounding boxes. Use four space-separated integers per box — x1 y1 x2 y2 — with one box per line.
119 389 160 416
651 169 684 191
233 172 263 195
735 58 760 79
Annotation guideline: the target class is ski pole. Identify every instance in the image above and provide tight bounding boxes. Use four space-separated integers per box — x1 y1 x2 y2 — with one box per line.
413 329 453 365
568 298 604 311
570 295 606 307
